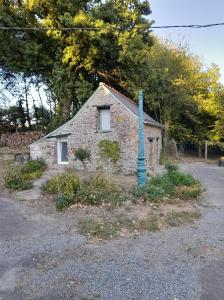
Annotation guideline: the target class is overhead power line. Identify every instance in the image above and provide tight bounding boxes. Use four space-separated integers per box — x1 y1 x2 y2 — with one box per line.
151 22 224 29
0 22 224 31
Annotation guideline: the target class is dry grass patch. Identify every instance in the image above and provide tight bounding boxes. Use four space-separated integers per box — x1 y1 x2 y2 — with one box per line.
165 210 201 227
78 213 160 240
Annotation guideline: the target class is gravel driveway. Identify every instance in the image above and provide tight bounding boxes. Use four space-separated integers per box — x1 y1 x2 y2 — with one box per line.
0 162 224 300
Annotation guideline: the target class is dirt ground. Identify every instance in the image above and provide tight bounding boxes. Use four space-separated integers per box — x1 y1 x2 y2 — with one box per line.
0 147 224 299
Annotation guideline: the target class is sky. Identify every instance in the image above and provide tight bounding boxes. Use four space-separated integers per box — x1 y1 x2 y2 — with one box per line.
148 0 224 83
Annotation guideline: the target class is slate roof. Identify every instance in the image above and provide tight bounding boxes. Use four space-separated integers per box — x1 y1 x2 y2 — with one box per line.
102 83 162 128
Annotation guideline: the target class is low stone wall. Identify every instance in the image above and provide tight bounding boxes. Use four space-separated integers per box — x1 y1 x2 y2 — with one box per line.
0 132 44 148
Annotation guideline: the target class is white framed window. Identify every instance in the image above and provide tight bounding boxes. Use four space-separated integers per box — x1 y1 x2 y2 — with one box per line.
100 108 111 131
57 140 68 164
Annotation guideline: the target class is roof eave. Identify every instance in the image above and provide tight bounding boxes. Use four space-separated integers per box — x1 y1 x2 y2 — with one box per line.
144 121 163 128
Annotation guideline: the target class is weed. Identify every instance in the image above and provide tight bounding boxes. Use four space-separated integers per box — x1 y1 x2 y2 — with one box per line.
79 218 118 240
79 213 160 240
56 194 72 211
137 214 160 232
165 210 201 227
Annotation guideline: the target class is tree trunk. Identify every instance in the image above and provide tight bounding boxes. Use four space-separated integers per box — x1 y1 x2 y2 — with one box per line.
25 84 31 129
198 144 202 158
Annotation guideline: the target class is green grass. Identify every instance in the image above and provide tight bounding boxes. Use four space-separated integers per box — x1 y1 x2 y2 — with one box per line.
165 210 201 227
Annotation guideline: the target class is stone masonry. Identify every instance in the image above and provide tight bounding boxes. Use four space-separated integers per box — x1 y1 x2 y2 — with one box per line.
30 83 162 175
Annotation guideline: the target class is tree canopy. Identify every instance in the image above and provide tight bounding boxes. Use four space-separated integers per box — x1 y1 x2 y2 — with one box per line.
0 0 223 147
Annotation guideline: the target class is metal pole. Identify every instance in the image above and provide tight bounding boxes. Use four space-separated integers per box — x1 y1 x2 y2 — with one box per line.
137 90 147 187
205 140 208 161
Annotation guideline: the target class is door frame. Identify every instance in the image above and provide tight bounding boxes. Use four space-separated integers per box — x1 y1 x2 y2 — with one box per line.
57 139 69 164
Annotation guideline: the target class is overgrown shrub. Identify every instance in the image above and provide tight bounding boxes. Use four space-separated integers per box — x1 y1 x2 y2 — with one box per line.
44 169 81 198
21 159 46 174
76 175 126 207
56 193 72 211
43 172 126 209
132 168 203 202
4 164 32 190
165 161 178 172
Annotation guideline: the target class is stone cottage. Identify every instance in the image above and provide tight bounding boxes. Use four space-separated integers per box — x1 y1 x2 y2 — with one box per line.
30 83 162 174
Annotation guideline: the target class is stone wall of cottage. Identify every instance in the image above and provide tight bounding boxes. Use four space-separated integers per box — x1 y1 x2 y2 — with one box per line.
30 138 57 165
30 86 162 174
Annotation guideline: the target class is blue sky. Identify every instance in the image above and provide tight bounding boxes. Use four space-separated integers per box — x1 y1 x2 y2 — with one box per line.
149 0 224 83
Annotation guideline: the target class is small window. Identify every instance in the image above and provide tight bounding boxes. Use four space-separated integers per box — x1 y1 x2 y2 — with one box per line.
100 108 111 131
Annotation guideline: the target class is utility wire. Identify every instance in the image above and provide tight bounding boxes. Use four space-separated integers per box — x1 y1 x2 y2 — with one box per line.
0 22 224 31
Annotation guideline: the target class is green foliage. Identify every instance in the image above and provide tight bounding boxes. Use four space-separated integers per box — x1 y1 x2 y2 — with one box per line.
0 0 153 121
4 164 32 190
164 161 178 172
21 159 46 174
21 170 42 180
44 169 81 198
75 148 91 164
43 171 126 209
76 176 126 207
4 159 46 190
165 210 201 227
133 168 203 202
56 194 72 211
98 140 120 163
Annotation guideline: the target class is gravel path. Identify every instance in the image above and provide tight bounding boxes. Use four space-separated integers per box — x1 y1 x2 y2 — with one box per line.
0 162 224 300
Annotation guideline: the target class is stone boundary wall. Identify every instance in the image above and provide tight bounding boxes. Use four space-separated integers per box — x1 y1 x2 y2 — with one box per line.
0 132 44 147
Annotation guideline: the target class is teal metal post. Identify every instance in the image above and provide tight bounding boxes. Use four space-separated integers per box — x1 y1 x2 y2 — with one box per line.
137 90 147 187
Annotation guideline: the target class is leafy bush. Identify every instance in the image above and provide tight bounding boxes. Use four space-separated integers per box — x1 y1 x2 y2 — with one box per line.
21 170 42 180
4 164 32 190
145 185 166 201
76 175 126 207
56 194 72 211
44 169 80 198
43 172 126 209
133 169 203 202
75 148 91 164
165 161 178 172
21 159 46 174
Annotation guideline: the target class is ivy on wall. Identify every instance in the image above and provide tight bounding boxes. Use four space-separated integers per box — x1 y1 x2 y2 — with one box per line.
98 140 120 163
